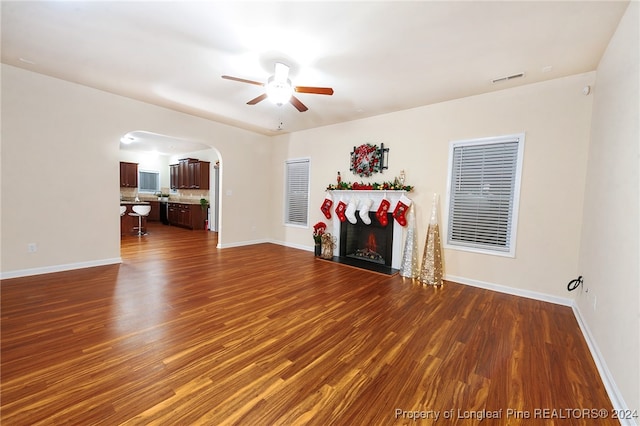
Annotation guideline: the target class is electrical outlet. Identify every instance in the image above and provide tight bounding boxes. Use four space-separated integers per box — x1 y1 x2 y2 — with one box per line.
27 243 37 253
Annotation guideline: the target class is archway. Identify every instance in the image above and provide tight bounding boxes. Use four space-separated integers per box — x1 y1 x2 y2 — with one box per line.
118 130 223 244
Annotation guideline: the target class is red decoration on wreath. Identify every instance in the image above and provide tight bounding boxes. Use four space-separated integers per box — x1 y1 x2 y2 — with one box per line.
350 143 382 177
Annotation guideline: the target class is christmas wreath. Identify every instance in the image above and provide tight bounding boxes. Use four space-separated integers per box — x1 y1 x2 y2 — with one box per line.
350 143 382 177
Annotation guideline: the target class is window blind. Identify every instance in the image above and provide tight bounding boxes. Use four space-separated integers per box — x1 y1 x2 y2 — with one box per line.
139 170 160 193
285 159 310 226
447 137 522 254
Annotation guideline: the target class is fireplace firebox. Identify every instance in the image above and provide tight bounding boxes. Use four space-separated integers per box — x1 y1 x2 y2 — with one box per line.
340 212 394 267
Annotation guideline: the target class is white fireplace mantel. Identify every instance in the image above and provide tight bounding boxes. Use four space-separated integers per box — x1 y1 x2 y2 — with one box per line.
327 190 408 270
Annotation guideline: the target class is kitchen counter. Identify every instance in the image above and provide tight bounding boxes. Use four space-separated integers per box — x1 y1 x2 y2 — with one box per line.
121 200 203 205
167 200 203 205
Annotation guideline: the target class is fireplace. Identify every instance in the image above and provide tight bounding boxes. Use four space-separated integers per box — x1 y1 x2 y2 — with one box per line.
340 212 394 267
328 190 407 274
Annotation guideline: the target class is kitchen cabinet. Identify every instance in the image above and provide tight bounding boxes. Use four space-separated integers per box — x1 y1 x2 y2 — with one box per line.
148 201 161 221
120 162 138 188
169 164 179 190
167 202 205 230
191 161 210 190
178 158 197 189
169 159 210 190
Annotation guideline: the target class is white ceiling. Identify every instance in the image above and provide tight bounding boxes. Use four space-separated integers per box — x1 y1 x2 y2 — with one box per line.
1 0 629 145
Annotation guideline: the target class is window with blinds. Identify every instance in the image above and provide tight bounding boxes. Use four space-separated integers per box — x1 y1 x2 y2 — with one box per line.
138 170 160 193
445 134 525 257
284 158 310 227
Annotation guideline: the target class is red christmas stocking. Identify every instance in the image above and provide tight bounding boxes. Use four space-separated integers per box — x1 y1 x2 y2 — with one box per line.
320 193 333 219
335 200 347 222
376 198 391 226
393 195 412 226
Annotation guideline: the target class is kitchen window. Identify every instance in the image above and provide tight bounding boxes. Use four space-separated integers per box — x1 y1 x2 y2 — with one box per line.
284 158 310 227
445 133 525 257
139 170 160 193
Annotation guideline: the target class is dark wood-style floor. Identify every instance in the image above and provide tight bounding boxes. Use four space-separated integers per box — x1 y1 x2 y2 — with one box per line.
1 223 615 425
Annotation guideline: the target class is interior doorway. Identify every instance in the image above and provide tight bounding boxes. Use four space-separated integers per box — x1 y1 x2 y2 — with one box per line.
118 130 222 243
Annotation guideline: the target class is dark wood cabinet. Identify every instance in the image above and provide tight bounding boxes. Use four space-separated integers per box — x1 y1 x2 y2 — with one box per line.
188 162 197 188
178 160 187 189
147 201 161 221
167 202 205 230
167 203 178 225
169 164 179 190
169 159 210 190
178 158 197 189
181 206 192 227
120 162 138 188
192 161 210 190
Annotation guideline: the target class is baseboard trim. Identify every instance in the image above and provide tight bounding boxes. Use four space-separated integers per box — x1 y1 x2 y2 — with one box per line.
0 257 123 280
444 274 573 306
571 303 637 426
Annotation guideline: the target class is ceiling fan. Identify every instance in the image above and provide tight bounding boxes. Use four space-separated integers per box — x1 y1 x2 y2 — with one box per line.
222 63 333 112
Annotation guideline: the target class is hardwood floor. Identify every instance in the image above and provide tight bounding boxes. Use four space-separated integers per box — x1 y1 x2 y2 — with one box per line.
1 223 615 425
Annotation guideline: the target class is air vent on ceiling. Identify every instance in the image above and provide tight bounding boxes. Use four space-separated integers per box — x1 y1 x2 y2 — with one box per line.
492 72 525 84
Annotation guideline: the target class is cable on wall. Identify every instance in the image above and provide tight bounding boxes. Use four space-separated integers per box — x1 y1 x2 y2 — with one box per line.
567 276 583 291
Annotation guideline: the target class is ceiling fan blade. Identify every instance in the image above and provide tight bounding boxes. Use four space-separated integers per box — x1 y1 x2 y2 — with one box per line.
247 93 268 105
294 86 334 96
222 75 264 86
290 96 308 112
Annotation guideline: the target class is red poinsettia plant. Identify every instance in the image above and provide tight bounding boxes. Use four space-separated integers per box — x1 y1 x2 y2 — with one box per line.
313 221 327 243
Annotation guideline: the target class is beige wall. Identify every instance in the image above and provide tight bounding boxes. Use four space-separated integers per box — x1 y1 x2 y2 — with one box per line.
1 64 271 277
577 1 639 414
270 72 595 300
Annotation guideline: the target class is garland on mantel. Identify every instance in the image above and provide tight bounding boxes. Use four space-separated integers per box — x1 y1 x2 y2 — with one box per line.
326 181 413 191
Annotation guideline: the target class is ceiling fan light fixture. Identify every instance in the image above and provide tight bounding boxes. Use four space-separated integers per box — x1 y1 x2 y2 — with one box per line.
222 61 330 112
273 62 289 83
266 76 293 106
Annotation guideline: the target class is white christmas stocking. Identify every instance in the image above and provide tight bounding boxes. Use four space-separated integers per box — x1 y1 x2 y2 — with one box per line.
358 198 373 225
346 198 358 224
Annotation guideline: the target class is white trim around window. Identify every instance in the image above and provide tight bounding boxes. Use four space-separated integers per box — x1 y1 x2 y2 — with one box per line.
444 133 525 257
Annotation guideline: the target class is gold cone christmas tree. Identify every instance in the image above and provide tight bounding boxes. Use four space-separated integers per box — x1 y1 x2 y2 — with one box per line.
400 206 419 279
419 193 444 286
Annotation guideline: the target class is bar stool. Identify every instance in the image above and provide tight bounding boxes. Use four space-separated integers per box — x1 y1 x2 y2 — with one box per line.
129 205 151 236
